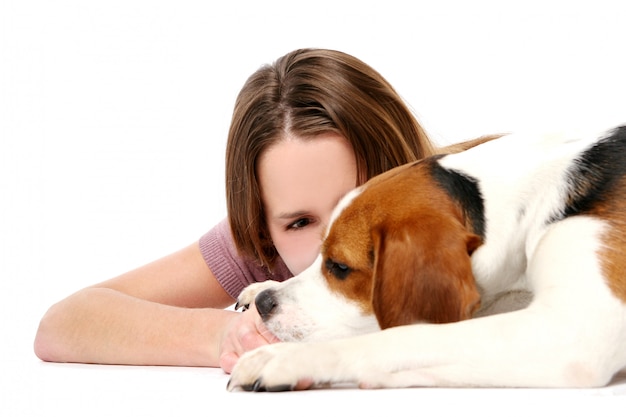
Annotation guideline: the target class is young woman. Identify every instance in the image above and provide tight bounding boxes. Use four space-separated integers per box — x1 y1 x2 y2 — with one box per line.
34 48 482 373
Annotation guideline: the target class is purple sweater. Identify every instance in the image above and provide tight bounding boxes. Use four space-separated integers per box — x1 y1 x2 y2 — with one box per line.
199 218 293 299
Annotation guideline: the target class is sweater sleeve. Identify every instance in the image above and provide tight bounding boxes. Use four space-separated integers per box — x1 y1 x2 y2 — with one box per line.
198 218 293 299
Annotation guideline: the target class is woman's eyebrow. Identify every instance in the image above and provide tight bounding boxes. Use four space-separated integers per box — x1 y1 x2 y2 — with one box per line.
275 210 310 220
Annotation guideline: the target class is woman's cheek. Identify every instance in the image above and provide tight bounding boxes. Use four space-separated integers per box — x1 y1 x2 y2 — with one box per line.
274 234 321 276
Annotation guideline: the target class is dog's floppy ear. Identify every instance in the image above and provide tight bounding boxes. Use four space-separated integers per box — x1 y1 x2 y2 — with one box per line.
371 216 481 329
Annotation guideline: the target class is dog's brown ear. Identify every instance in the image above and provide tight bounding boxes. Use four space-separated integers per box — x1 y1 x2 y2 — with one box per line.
371 216 481 329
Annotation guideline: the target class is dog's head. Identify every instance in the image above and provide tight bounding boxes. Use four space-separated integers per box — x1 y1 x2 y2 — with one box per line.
255 159 482 341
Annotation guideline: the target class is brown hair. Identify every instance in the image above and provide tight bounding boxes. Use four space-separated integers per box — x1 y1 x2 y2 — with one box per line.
226 48 436 269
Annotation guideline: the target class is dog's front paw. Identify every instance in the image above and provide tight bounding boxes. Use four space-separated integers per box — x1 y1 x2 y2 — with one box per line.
227 343 317 392
235 281 281 311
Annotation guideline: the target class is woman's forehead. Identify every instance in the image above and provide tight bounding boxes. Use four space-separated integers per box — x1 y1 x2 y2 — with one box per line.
258 133 358 218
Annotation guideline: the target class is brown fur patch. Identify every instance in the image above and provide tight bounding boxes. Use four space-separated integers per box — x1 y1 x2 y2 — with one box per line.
321 161 481 328
592 176 626 302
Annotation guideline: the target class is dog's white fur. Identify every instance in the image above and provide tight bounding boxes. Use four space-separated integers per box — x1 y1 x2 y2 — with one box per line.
228 127 626 390
238 257 380 343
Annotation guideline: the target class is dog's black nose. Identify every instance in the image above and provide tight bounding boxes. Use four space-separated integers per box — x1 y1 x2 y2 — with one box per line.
255 289 278 319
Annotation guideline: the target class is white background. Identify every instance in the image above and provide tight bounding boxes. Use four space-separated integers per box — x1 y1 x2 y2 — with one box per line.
2 0 626 414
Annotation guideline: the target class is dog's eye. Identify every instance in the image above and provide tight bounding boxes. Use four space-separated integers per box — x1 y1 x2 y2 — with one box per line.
324 259 352 280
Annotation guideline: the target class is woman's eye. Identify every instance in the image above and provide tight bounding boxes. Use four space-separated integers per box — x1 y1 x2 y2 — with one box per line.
288 218 312 230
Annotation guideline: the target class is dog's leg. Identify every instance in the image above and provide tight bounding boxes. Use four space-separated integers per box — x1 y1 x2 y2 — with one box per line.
235 281 282 311
228 299 623 390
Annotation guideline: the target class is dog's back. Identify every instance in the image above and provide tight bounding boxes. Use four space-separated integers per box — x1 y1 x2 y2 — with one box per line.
437 126 626 304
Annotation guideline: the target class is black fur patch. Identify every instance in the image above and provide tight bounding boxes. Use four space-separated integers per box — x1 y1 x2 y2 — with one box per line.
429 156 486 238
559 126 626 219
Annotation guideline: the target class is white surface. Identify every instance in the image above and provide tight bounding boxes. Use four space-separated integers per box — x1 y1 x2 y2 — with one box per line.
4 361 626 415
2 1 626 414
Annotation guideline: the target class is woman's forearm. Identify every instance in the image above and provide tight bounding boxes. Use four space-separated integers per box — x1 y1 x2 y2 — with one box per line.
34 287 236 367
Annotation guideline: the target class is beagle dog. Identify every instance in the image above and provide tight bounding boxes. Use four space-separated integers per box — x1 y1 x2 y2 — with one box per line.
228 125 626 391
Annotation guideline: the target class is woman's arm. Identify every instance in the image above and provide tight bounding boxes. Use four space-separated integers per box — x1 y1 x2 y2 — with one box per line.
33 242 276 369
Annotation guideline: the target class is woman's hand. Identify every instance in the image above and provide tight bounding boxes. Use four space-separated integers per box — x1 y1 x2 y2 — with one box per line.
218 304 280 374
